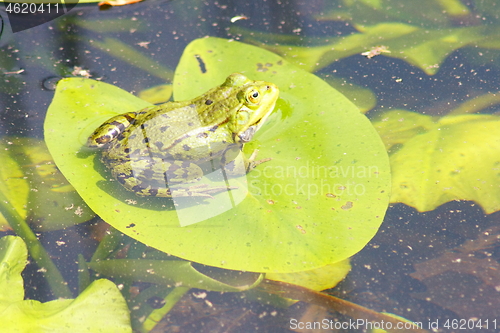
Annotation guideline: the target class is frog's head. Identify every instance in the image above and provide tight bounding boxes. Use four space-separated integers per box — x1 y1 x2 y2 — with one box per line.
227 73 279 143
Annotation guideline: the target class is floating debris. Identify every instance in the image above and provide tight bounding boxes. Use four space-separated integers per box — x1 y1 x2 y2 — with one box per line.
361 45 391 59
3 69 24 75
98 0 142 8
230 15 248 23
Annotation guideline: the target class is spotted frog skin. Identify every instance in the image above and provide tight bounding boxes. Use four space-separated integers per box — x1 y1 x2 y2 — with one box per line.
87 73 279 198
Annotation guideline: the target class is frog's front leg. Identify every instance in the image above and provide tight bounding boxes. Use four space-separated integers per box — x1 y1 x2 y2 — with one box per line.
245 149 272 172
222 144 272 177
111 157 234 198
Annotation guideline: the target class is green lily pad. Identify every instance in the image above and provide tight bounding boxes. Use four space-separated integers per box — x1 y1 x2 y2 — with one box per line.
45 37 390 273
0 235 131 333
374 110 500 213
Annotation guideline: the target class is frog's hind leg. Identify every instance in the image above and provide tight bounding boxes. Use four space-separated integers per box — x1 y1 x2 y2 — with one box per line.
114 159 234 198
87 112 139 148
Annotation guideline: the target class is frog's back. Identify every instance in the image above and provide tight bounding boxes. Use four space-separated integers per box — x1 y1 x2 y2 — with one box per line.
106 100 234 163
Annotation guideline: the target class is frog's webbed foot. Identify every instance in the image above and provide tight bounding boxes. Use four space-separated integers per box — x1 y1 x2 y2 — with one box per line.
246 149 272 172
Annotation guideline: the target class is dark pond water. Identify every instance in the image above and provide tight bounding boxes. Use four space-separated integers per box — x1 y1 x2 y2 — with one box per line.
1 0 500 332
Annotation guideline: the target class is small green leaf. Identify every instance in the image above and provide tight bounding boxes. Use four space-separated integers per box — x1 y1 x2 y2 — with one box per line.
0 142 28 231
374 110 500 213
45 38 390 273
0 235 131 333
247 260 351 307
0 236 26 304
266 259 351 291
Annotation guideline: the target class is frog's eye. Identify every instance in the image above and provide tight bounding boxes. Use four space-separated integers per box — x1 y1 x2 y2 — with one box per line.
246 89 261 104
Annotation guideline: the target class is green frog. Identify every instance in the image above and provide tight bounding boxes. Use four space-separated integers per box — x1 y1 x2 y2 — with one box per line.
87 73 279 198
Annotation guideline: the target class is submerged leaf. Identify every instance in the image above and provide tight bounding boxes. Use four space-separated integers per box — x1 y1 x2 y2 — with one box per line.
410 226 500 319
262 22 490 75
138 84 173 104
374 110 500 213
262 23 417 72
88 38 174 82
0 138 94 231
323 0 471 27
88 259 263 292
372 110 436 151
323 76 377 113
